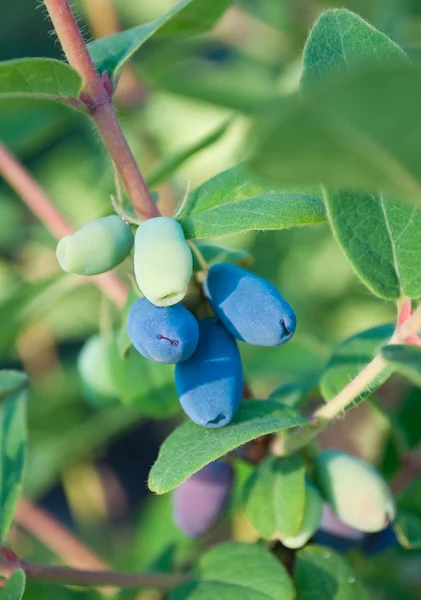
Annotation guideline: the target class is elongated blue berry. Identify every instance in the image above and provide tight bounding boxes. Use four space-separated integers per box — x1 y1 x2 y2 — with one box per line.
175 318 243 428
173 461 233 537
134 217 192 307
204 264 296 346
127 297 199 364
56 215 133 276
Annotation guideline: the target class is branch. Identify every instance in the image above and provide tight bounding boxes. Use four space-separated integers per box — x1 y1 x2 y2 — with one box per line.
43 0 159 221
0 141 127 308
278 303 421 455
0 561 188 591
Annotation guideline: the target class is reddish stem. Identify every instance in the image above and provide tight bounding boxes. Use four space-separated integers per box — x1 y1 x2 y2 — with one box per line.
43 0 159 221
0 142 127 308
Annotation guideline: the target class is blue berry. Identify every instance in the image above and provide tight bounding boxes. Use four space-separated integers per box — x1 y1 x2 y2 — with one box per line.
173 462 233 538
204 264 296 346
127 297 199 364
175 318 243 428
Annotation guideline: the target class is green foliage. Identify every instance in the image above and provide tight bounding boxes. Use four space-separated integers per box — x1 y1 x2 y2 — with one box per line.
170 542 294 600
177 165 326 239
394 480 421 549
0 570 25 600
149 401 308 493
243 455 306 539
320 325 394 404
88 0 231 80
191 242 253 271
0 59 81 104
381 344 421 386
0 371 27 541
294 546 371 600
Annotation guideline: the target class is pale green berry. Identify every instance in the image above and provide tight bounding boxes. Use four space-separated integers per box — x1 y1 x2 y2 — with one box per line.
316 451 395 533
77 334 118 407
56 215 134 276
134 217 192 307
282 482 323 549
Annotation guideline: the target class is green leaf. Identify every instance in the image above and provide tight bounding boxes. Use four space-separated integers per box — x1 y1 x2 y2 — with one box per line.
381 344 421 386
171 542 294 600
325 190 421 299
294 545 371 600
88 0 231 80
320 325 394 404
301 9 407 89
243 455 306 539
269 378 318 409
0 570 26 600
177 165 326 239
148 401 308 494
248 62 421 209
393 480 421 549
192 242 253 272
147 120 232 187
0 371 28 540
0 59 82 104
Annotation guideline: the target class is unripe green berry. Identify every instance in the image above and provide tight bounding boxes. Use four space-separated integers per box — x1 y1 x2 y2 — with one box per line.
316 451 395 533
77 334 118 407
133 217 192 307
56 215 134 276
282 482 323 549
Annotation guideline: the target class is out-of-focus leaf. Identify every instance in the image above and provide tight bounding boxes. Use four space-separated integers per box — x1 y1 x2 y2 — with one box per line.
394 480 421 549
192 242 253 271
0 370 28 540
177 165 326 239
0 59 82 104
269 378 318 409
243 455 306 539
148 401 308 494
170 542 294 600
294 545 371 599
88 0 231 80
147 120 232 187
0 570 25 600
381 344 421 386
320 324 394 405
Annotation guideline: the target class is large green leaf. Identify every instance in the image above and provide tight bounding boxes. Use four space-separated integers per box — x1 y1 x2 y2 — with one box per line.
393 480 421 549
0 59 81 104
325 190 421 299
0 371 28 540
301 9 407 89
88 0 231 80
177 165 326 239
171 542 294 600
381 344 421 386
294 545 371 600
0 570 26 600
248 63 421 209
243 455 306 539
148 401 308 494
320 325 394 404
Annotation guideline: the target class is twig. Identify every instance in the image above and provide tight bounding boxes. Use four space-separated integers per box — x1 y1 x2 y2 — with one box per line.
43 0 159 221
0 560 188 591
0 141 127 308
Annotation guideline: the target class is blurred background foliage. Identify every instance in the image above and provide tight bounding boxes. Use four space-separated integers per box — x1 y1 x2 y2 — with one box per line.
1 1 421 598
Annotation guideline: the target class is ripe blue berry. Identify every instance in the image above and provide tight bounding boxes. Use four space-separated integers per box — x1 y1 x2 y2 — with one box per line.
175 318 243 428
134 217 192 307
204 263 296 346
127 297 199 364
173 461 233 537
56 215 134 276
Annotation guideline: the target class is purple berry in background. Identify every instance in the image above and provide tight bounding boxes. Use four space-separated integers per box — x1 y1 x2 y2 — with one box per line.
313 504 364 552
362 525 398 556
204 263 296 346
127 297 199 364
175 318 243 428
173 461 233 538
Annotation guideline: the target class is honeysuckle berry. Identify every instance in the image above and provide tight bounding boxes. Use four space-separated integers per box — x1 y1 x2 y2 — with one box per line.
127 297 199 364
281 482 323 549
175 318 243 428
77 334 118 407
316 451 396 533
204 263 296 346
173 461 233 538
134 217 192 307
56 215 134 276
